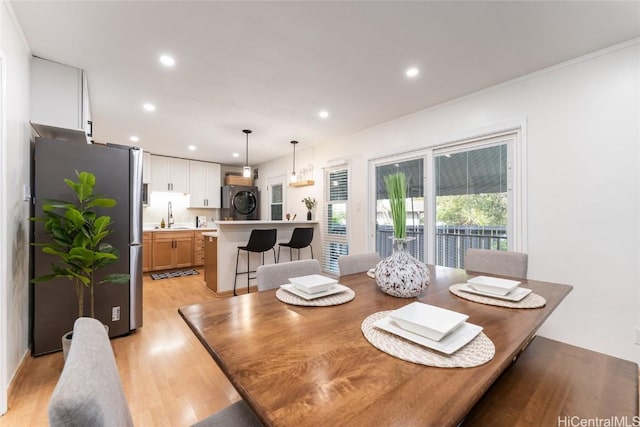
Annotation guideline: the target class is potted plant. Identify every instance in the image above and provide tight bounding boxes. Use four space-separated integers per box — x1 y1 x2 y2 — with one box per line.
374 172 429 298
31 171 129 356
302 196 317 220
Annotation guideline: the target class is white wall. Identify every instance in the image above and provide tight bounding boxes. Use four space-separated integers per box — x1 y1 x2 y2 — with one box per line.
0 0 31 413
257 40 640 362
143 192 218 229
256 145 320 221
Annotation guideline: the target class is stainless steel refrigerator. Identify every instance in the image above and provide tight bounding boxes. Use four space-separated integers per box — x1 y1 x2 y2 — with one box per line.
31 136 143 355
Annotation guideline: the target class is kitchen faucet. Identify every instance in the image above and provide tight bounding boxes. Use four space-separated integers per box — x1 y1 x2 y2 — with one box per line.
168 201 174 228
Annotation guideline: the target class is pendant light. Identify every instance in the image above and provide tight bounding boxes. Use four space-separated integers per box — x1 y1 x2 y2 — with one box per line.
290 140 299 183
242 129 252 178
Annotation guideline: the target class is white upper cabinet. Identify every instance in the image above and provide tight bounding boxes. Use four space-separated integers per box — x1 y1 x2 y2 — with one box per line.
189 160 221 208
150 155 190 193
142 152 151 184
30 57 91 135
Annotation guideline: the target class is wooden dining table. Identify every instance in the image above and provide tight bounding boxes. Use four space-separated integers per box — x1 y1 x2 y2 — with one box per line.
179 265 572 426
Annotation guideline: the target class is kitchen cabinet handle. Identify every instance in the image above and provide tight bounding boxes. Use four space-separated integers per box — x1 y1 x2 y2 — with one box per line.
167 183 170 191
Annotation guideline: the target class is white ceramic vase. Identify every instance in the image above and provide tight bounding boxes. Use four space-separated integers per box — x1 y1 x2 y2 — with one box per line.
375 238 430 298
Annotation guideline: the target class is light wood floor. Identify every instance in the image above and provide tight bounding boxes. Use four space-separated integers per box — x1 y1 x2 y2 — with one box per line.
0 270 240 427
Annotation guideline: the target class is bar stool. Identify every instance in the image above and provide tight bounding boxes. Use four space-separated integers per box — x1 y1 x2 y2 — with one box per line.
277 227 314 263
234 229 277 296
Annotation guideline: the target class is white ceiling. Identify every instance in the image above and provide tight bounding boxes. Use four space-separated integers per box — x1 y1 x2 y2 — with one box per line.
11 1 640 166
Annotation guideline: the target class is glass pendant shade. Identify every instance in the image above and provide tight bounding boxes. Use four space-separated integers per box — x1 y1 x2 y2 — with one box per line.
290 140 299 183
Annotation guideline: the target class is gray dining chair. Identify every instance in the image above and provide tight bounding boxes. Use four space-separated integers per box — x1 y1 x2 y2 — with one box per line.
256 259 322 291
464 248 528 279
337 252 382 276
49 317 263 427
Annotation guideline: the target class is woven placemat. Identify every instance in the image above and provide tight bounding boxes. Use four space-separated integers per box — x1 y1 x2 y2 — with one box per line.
276 287 355 306
361 311 495 368
449 283 546 309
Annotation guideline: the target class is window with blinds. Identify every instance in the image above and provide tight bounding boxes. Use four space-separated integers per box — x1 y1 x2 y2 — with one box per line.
434 142 510 268
368 129 522 268
322 165 348 274
270 183 283 220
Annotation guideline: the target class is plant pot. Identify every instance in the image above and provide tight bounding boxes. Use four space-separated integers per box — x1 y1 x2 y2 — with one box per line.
375 238 430 298
61 331 73 361
61 323 110 361
307 211 312 221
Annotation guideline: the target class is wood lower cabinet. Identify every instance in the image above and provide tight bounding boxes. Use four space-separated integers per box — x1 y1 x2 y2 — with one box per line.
204 234 217 292
143 232 153 272
152 231 195 271
194 232 205 266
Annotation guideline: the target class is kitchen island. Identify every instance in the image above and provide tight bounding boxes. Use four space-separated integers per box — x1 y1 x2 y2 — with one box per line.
203 220 320 296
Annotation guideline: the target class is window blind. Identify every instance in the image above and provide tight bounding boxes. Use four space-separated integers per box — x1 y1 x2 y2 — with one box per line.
322 165 349 274
435 144 507 196
270 183 283 220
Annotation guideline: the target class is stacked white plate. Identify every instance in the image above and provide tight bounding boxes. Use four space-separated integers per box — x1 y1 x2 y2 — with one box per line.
281 274 349 300
460 276 531 301
374 302 482 355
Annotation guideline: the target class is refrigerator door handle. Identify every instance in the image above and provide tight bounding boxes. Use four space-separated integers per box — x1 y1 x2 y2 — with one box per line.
130 148 143 245
130 244 143 329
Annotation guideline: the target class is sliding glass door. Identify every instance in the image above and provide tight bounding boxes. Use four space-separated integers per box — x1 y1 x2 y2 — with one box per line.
370 130 521 267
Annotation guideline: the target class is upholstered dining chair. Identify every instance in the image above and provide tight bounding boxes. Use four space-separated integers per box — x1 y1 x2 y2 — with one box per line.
464 248 528 279
256 259 322 291
49 317 263 427
337 252 382 276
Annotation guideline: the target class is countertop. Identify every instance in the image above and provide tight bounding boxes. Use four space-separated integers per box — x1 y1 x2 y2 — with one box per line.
143 227 218 232
215 220 319 226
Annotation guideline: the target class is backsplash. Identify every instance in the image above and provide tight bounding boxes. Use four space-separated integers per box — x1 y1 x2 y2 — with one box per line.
143 192 218 229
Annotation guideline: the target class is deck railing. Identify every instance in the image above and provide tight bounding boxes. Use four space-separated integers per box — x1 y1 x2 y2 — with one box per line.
376 224 507 268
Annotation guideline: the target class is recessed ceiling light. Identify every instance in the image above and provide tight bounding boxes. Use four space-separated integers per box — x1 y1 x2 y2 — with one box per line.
159 55 175 67
143 103 156 112
129 136 140 142
406 67 419 78
188 145 196 151
232 152 240 158
319 110 329 119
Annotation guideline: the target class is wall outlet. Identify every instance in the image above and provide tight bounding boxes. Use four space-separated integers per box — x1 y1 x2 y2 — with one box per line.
112 306 120 322
635 327 640 345
23 185 31 202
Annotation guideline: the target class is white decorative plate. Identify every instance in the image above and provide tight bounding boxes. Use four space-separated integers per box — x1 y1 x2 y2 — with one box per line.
459 283 532 302
288 274 337 294
280 283 349 300
373 316 482 355
467 276 520 295
388 302 468 341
